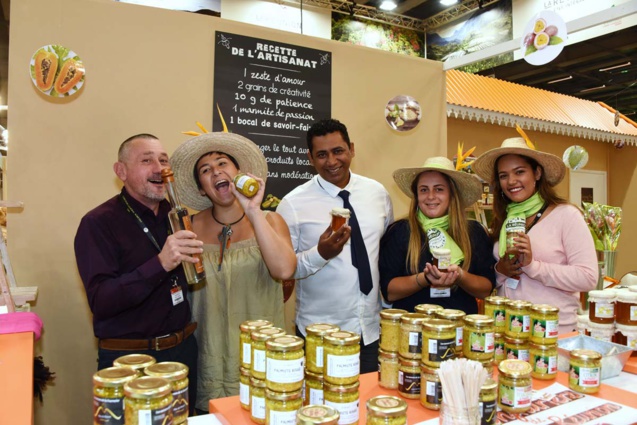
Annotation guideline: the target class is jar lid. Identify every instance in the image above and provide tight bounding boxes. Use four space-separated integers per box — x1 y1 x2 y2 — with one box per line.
297 405 340 425
480 377 497 391
113 354 156 370
266 335 304 351
124 376 171 399
529 342 556 350
250 376 266 388
504 335 528 345
400 312 428 325
485 295 508 305
380 308 408 320
530 304 559 314
323 381 360 393
306 323 340 336
305 370 324 381
422 318 455 332
434 309 466 320
494 332 504 338
240 366 251 377
330 207 350 217
240 319 273 332
414 304 443 315
398 356 420 367
480 359 494 370
588 289 617 299
379 349 398 359
617 291 637 303
265 388 302 401
630 287 637 294
570 349 602 361
323 330 360 346
93 367 138 386
420 363 439 375
587 321 615 330
366 395 407 417
144 362 188 380
431 248 451 256
251 327 286 341
615 323 637 333
463 314 494 326
498 359 532 378
577 314 590 324
506 299 532 309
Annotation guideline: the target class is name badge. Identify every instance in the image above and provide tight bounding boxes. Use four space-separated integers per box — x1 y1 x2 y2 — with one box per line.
430 287 451 298
506 277 519 289
171 286 184 306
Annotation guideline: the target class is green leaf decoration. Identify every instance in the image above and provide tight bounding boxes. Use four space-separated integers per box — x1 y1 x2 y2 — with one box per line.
525 45 537 56
549 36 563 46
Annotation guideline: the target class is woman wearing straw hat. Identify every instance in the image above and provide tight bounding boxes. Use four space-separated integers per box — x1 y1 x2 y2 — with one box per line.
472 135 597 333
379 157 495 313
171 132 296 408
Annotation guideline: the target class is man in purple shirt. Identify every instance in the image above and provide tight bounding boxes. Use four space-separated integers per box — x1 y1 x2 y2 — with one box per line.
74 134 203 414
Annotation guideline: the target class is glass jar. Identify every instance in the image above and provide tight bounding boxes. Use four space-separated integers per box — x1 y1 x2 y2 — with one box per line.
493 333 505 366
577 314 590 336
588 321 615 343
93 366 137 425
462 314 495 361
529 342 557 380
398 356 421 399
251 327 286 379
399 313 428 359
480 359 494 376
366 395 407 425
306 323 340 374
323 382 360 425
296 405 340 425
266 335 305 392
421 318 456 367
113 354 156 375
305 370 324 406
420 364 442 410
251 376 267 424
497 360 532 414
439 403 480 425
588 289 617 324
616 291 637 326
505 300 531 338
378 349 399 390
234 173 260 197
615 323 637 350
568 349 602 394
434 309 466 357
380 309 407 352
240 319 272 370
323 331 361 385
479 378 497 425
144 362 189 424
504 336 529 362
239 366 251 411
123 377 173 425
484 296 508 333
414 304 443 317
265 388 302 425
530 304 560 344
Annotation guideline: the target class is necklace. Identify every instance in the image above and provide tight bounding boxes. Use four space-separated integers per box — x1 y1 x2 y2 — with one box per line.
526 203 548 232
211 209 245 271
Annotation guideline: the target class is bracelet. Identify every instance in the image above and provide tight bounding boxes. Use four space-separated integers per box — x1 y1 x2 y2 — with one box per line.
415 272 426 288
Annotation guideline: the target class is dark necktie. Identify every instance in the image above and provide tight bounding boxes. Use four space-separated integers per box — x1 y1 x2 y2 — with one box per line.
338 190 373 295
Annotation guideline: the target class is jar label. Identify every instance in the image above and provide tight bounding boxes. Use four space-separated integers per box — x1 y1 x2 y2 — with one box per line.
456 327 463 346
532 318 559 338
480 400 497 425
427 337 456 362
508 314 530 333
326 353 360 378
532 354 557 374
594 300 614 318
172 386 189 419
325 399 359 424
426 380 442 405
269 409 297 425
93 395 124 425
627 335 637 349
499 383 531 408
243 342 252 364
631 305 637 321
408 331 422 354
469 332 494 353
253 349 266 372
267 357 305 383
240 382 250 406
571 365 600 387
398 370 421 395
316 346 324 368
251 395 266 419
494 309 506 327
309 388 324 405
136 404 172 425
506 348 529 361
590 330 612 343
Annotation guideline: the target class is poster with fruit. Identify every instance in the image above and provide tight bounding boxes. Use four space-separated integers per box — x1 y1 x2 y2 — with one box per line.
385 95 422 131
521 10 567 66
30 45 86 97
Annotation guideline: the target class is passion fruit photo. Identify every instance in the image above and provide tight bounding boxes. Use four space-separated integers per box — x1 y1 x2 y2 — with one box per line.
520 10 567 66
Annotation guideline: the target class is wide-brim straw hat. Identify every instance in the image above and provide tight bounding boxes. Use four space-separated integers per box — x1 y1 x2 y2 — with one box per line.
170 132 268 211
472 137 566 186
393 156 483 208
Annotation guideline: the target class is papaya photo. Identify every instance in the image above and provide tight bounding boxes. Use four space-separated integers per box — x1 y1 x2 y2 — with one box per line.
30 44 85 97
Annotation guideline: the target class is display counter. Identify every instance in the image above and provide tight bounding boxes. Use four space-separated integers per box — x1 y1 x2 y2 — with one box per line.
0 332 35 424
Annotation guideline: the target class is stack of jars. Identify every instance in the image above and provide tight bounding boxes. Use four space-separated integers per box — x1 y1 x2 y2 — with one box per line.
584 288 637 350
484 295 508 366
378 309 407 391
305 323 340 407
419 317 456 411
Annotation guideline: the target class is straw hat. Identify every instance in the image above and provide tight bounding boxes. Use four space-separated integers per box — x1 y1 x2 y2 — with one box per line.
393 157 482 208
472 137 566 186
170 132 268 211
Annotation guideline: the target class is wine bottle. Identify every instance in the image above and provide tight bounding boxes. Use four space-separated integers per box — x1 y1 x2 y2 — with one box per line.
161 167 206 285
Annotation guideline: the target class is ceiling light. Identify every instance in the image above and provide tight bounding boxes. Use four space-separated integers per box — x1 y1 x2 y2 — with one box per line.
580 84 606 93
379 1 397 10
440 0 459 5
599 62 631 72
547 75 573 84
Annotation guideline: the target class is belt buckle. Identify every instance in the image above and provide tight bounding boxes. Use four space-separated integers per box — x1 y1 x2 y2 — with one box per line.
154 333 171 351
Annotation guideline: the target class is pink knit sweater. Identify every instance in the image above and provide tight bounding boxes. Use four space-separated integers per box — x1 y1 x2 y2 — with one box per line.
494 204 598 333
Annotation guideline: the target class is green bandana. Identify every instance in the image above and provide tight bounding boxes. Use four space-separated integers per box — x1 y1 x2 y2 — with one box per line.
499 191 545 257
417 211 464 266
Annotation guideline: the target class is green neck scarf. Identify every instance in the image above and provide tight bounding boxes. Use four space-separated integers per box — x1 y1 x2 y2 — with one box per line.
499 191 545 257
417 211 464 266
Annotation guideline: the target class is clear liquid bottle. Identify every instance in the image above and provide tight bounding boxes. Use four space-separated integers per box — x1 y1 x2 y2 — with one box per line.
161 168 206 285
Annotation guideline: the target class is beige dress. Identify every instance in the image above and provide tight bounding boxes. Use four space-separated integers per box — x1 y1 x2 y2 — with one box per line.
190 224 285 410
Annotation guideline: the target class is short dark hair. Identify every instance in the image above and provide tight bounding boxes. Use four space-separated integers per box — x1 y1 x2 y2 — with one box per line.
306 119 351 153
118 133 158 162
193 151 240 189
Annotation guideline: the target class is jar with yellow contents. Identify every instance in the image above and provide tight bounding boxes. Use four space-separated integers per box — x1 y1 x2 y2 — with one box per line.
504 335 529 362
505 300 532 338
398 356 421 399
144 362 189 424
399 313 428 360
306 323 340 374
479 378 497 425
113 353 156 376
266 335 305 392
414 304 443 317
497 360 532 414
434 309 466 357
239 366 251 410
366 395 408 425
305 370 324 406
323 331 361 385
529 342 557 380
462 314 495 361
493 333 505 365
530 304 559 344
251 376 267 424
422 319 456 367
265 388 302 424
380 309 407 352
484 296 508 333
123 377 173 425
251 327 286 380
378 349 399 390
324 381 360 425
240 319 272 370
420 364 442 410
93 366 137 425
296 405 340 425
568 349 602 394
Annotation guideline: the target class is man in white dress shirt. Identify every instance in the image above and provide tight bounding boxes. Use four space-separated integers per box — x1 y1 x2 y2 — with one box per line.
276 119 393 373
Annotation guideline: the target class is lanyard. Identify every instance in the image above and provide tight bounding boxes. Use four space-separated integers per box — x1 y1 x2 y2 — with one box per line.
119 194 165 252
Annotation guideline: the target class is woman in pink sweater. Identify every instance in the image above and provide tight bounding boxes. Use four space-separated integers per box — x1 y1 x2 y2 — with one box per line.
473 136 597 333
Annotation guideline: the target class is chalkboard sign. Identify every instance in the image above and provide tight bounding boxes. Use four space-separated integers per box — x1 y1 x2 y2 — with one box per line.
213 31 332 201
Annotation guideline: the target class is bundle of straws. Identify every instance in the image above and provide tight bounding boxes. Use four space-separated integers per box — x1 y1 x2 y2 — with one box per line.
438 358 489 423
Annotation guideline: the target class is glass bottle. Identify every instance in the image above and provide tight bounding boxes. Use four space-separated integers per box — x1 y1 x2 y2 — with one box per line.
161 167 206 285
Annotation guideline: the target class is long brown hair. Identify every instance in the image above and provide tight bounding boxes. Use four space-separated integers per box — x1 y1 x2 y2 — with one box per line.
406 171 473 274
491 154 566 239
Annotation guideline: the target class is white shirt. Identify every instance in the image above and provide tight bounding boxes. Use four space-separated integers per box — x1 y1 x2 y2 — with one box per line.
276 172 393 344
